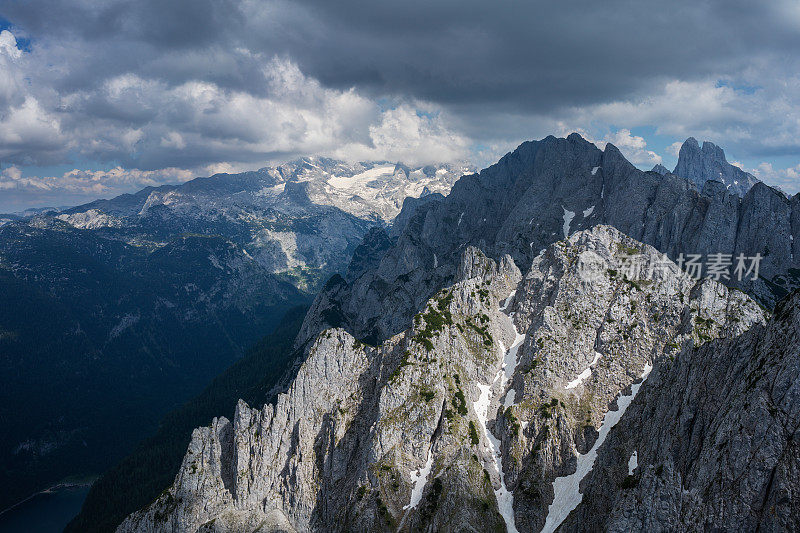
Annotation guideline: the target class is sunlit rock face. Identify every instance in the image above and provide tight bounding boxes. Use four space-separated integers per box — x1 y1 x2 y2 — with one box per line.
562 289 800 532
304 134 798 349
119 226 767 532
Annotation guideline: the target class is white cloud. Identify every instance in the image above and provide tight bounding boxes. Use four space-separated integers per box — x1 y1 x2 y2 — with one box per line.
160 131 186 150
332 105 469 165
0 30 29 110
0 30 22 60
666 141 683 157
599 129 662 167
0 165 195 194
751 161 800 194
0 49 472 208
587 80 744 139
755 162 776 176
0 49 469 174
565 76 800 160
0 97 64 160
0 165 53 191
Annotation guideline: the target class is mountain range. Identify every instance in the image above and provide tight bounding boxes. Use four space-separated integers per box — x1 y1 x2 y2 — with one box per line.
300 134 796 352
0 158 468 514
89 134 800 531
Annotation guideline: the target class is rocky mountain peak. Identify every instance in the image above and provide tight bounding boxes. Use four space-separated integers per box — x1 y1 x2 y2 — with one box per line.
392 162 411 179
673 136 759 196
650 163 669 175
300 132 797 350
683 136 700 149
279 180 312 205
701 139 726 161
563 285 800 531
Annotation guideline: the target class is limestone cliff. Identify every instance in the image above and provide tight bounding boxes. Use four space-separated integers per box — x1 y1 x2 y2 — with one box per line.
561 289 800 532
118 226 766 532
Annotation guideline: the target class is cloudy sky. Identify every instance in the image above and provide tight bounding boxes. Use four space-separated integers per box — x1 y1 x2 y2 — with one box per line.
1 0 799 211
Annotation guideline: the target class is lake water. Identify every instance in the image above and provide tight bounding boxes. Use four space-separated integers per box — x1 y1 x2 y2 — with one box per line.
0 484 90 533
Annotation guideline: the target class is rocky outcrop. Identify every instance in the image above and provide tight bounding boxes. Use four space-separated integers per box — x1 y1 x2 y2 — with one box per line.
650 164 669 176
388 192 445 238
345 228 396 283
308 134 797 347
115 134 800 533
562 288 800 531
119 226 766 532
672 137 760 196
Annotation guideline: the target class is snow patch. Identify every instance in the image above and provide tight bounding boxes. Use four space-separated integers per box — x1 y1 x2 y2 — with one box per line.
565 351 602 389
109 313 140 340
542 363 653 533
326 165 395 190
562 206 575 238
499 290 525 406
501 290 516 311
583 205 595 218
591 166 600 175
501 328 525 408
403 447 434 510
502 324 525 408
628 450 638 475
504 389 516 408
469 290 526 533
474 381 518 533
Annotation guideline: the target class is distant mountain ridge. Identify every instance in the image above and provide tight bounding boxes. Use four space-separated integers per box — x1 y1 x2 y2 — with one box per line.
54 157 472 292
61 157 470 223
0 157 469 514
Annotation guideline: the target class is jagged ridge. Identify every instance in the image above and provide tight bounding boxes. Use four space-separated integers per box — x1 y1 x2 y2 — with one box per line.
301 133 798 351
119 226 766 532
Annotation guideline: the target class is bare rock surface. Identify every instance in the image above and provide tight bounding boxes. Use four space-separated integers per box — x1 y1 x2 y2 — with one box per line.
307 134 799 350
672 137 760 197
560 288 800 532
119 226 766 532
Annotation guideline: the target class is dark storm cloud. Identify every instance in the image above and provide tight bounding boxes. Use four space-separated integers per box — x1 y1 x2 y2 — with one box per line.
2 0 257 94
1 0 799 208
2 0 242 46
281 0 800 111
4 0 798 111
